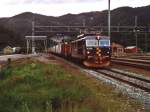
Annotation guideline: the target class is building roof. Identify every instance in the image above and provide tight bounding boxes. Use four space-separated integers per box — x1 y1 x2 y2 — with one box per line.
25 36 47 40
111 42 124 48
125 46 136 49
4 46 12 49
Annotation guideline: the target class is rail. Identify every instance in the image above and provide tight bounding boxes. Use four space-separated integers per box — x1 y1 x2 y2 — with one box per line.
96 69 150 93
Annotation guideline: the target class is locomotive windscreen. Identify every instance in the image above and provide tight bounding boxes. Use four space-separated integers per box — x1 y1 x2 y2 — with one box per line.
99 39 110 47
86 39 98 47
86 36 110 47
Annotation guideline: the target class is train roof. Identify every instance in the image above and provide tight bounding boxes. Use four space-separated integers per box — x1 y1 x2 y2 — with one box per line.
85 35 110 39
72 34 110 43
77 33 109 38
77 33 98 38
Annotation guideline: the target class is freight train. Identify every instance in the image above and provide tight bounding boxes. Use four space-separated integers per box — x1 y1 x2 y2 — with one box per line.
49 33 111 67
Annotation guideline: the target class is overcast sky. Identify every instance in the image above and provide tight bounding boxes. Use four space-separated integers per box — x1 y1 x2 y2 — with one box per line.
0 0 150 17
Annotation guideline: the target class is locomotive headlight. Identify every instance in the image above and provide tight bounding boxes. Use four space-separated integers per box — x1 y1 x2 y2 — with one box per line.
96 36 100 40
87 51 90 54
107 51 110 54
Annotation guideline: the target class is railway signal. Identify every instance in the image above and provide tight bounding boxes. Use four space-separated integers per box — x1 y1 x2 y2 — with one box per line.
108 0 111 37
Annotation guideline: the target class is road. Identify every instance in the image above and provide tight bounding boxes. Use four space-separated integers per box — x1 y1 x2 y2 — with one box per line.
0 54 38 65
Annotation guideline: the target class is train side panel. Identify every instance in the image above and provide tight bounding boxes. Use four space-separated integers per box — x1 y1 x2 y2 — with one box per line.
49 44 62 55
71 40 86 60
61 43 72 57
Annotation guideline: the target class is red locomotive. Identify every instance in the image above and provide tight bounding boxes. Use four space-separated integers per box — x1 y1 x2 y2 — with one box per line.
50 33 111 68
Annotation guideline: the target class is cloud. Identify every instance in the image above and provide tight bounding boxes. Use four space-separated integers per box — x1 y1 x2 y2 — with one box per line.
4 0 101 5
0 0 150 17
2 0 150 6
23 0 101 4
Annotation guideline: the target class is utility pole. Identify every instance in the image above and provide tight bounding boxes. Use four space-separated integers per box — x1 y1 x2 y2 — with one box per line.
108 0 111 37
134 16 138 52
117 23 120 32
83 19 86 27
82 18 86 33
32 19 35 54
145 33 148 53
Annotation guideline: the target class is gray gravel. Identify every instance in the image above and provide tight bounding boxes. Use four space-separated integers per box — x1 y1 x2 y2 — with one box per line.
83 69 150 109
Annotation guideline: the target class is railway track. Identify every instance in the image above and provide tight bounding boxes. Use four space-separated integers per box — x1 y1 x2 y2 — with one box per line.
131 56 150 61
50 54 150 93
111 58 150 70
95 68 150 93
57 53 150 93
48 54 150 105
84 68 150 104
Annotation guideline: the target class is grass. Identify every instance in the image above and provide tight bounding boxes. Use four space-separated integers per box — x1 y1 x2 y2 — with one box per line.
0 58 146 112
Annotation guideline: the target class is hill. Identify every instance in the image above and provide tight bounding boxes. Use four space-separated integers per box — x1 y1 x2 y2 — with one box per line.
0 5 150 50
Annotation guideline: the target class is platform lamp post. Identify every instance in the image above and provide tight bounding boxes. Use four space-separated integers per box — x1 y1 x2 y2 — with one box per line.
108 0 111 37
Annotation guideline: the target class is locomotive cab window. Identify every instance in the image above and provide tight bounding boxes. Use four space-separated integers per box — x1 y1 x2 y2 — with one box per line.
86 39 98 47
99 39 110 47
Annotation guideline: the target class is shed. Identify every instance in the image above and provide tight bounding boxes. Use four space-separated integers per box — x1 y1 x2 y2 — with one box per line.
111 42 124 57
3 46 13 54
125 46 138 53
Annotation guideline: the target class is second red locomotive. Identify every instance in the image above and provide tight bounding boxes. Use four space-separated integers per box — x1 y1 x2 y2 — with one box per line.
50 33 111 68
